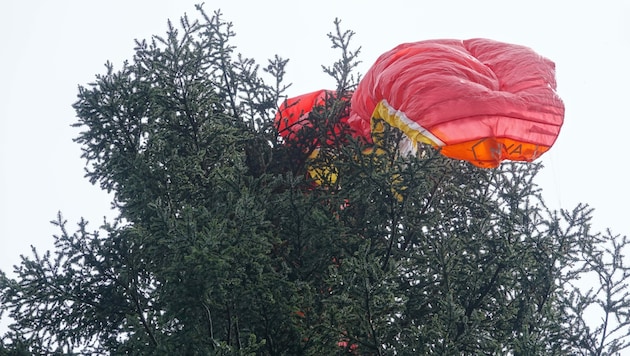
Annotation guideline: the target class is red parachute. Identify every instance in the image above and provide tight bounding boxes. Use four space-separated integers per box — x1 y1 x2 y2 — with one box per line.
275 89 353 184
275 89 350 145
348 38 565 168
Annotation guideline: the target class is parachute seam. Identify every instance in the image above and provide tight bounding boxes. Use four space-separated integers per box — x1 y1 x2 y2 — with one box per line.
380 100 445 146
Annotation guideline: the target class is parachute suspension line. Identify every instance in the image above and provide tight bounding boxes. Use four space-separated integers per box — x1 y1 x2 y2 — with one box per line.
545 147 564 211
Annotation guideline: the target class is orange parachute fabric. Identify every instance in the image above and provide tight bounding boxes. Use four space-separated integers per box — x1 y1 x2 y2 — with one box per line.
275 89 350 145
275 89 352 184
348 38 565 168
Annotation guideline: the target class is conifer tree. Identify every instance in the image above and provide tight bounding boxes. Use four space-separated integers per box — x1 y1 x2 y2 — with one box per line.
2 6 629 355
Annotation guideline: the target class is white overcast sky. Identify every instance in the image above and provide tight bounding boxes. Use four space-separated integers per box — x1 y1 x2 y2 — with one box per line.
1 0 629 284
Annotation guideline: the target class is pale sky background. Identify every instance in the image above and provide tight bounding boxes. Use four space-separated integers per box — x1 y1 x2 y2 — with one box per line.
1 0 629 331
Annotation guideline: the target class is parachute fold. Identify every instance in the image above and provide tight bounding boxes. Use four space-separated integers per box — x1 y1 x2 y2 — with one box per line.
348 38 565 168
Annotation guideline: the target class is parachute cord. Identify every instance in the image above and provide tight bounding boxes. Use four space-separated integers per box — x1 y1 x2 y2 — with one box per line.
545 149 563 211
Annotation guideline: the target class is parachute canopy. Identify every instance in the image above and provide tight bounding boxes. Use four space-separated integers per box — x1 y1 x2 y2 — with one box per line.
276 89 328 141
274 89 352 185
348 38 565 168
275 89 350 145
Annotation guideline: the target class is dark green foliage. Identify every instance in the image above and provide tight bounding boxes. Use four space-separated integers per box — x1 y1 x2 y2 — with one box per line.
2 6 630 355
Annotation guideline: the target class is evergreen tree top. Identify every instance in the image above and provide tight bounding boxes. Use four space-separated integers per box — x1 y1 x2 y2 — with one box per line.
1 6 629 355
